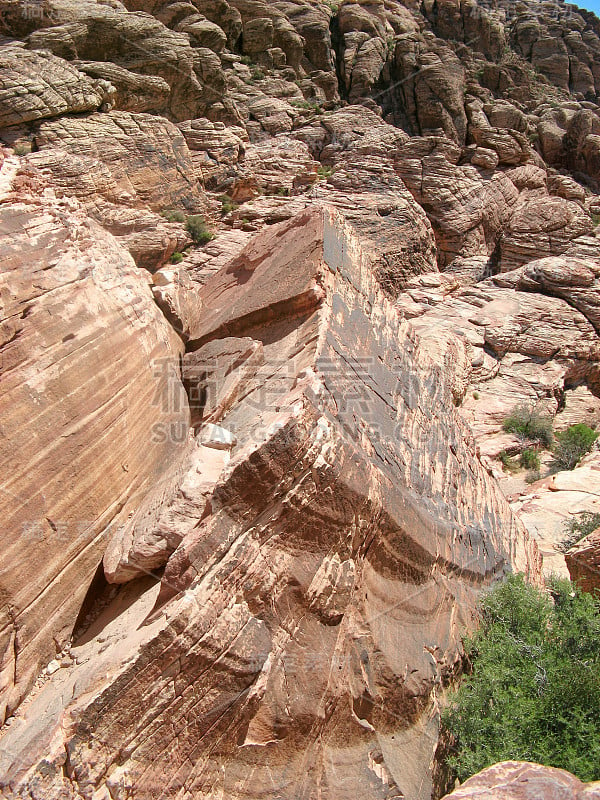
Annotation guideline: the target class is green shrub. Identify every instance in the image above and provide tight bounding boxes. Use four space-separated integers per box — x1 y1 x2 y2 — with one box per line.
251 67 265 81
219 196 238 214
520 448 540 470
525 469 541 484
499 450 519 472
472 391 480 400
443 574 600 783
161 209 186 223
503 405 554 448
185 215 213 245
556 511 600 553
170 251 183 264
317 164 333 179
14 142 31 156
552 424 598 471
592 213 600 227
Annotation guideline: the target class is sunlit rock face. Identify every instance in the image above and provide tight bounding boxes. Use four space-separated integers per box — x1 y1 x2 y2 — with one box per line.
442 761 600 800
0 154 191 726
0 207 539 800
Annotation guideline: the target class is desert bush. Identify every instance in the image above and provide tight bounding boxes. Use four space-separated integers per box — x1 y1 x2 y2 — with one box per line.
498 450 519 472
170 252 183 264
317 164 333 179
443 574 600 783
552 424 598 471
219 196 238 214
13 142 31 156
520 448 540 470
556 511 600 553
503 405 553 447
161 209 186 223
185 215 213 245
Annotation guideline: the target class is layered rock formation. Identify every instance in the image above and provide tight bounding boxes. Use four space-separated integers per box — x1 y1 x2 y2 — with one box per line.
1 0 600 795
443 761 600 799
0 207 539 799
0 151 190 725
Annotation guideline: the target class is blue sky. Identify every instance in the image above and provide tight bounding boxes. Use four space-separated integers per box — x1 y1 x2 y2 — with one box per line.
576 0 600 15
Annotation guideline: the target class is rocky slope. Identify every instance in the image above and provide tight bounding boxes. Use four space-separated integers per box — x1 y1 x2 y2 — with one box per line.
1 0 599 796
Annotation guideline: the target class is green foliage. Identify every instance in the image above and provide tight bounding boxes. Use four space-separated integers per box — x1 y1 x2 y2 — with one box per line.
591 213 600 227
556 512 600 553
292 98 322 112
443 574 600 783
503 405 554 448
240 55 253 66
472 391 480 400
552 424 598 471
498 450 519 472
170 251 183 264
525 468 541 484
219 195 238 214
185 215 213 245
161 209 186 223
520 448 540 470
13 142 31 156
251 67 265 81
317 164 333 179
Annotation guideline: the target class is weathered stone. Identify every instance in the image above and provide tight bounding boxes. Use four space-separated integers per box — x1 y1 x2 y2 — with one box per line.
443 761 600 800
0 207 539 799
0 45 111 127
566 526 600 595
0 158 189 724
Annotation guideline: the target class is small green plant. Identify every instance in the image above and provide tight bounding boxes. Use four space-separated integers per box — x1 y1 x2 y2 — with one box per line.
185 215 214 245
161 209 186 223
317 164 333 179
520 448 541 470
13 142 31 156
503 404 554 448
499 450 519 473
552 423 598 471
591 213 600 227
557 511 600 553
170 251 183 264
472 391 480 400
240 55 253 66
525 468 541 484
442 574 600 783
219 195 238 214
275 186 290 196
251 67 265 81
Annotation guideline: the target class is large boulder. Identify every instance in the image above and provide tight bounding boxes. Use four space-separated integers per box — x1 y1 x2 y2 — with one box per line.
443 761 600 799
0 153 191 723
0 207 539 800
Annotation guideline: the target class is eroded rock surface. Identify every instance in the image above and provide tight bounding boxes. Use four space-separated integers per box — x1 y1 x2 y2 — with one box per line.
0 207 539 800
443 761 600 800
0 153 190 725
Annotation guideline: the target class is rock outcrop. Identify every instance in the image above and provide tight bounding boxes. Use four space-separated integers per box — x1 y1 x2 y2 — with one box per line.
2 0 600 795
566 526 600 594
443 761 600 800
0 152 190 724
0 207 539 800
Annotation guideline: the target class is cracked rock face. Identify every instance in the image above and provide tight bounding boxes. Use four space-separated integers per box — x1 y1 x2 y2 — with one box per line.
0 157 190 726
0 207 539 800
2 0 600 795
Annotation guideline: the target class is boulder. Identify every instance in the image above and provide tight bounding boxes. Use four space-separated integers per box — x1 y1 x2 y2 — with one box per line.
0 157 190 723
0 207 539 799
443 761 600 800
